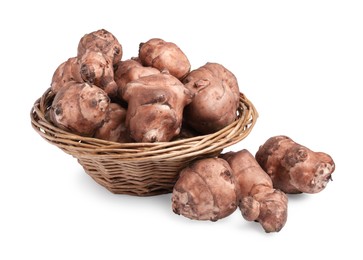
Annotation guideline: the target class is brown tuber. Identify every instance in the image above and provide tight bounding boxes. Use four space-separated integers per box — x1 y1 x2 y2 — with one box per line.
182 62 240 134
114 58 160 99
49 81 110 137
79 49 119 98
94 103 129 143
221 149 288 233
138 38 191 80
77 29 122 65
50 50 119 98
255 135 335 194
172 158 238 221
50 57 84 94
122 71 192 142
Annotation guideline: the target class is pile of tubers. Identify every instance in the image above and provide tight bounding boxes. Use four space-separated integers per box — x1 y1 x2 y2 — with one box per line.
47 29 336 233
172 136 335 232
49 29 240 143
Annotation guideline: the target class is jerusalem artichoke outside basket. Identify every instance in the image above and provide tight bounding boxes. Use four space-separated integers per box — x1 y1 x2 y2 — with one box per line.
30 87 258 196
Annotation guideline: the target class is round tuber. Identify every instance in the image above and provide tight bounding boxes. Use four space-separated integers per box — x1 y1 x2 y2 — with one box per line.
50 57 83 94
77 29 122 65
172 157 238 221
49 81 110 137
138 38 191 80
255 135 335 194
122 71 192 142
182 62 240 134
79 49 119 98
94 103 129 143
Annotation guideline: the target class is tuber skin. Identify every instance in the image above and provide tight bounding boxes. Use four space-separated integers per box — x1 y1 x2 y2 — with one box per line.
221 150 288 233
182 62 240 134
122 71 192 142
77 29 122 65
172 158 238 221
138 38 191 80
114 58 160 98
94 103 130 143
79 49 119 98
49 81 110 137
50 57 84 94
255 135 335 194
50 50 119 98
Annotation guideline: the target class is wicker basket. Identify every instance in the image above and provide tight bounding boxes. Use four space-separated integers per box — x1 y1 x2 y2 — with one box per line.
30 87 258 196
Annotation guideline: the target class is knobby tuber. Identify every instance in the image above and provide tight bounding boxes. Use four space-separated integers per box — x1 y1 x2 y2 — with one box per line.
77 29 122 65
94 103 129 143
50 57 83 94
79 49 119 98
182 62 240 134
122 71 192 142
51 50 118 98
114 58 160 98
49 81 110 137
221 149 288 233
255 135 335 194
172 158 238 221
138 38 191 80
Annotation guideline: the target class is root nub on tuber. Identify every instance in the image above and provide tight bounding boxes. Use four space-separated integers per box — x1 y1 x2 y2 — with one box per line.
49 81 110 137
172 158 238 221
138 38 191 80
122 71 192 142
221 149 288 233
255 135 335 194
182 62 240 134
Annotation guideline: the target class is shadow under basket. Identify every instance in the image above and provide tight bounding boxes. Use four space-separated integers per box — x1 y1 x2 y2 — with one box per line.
30 88 258 196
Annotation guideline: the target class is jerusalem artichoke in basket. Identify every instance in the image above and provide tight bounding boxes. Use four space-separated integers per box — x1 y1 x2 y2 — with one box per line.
49 81 110 137
182 62 240 134
138 38 191 80
121 71 193 142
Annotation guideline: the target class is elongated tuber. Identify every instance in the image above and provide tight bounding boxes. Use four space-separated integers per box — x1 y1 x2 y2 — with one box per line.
221 149 288 233
49 81 110 136
182 62 240 134
122 71 192 142
255 135 335 194
138 38 191 80
77 29 122 65
172 158 238 221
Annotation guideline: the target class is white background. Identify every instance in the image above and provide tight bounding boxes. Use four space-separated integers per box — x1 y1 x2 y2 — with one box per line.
1 0 362 259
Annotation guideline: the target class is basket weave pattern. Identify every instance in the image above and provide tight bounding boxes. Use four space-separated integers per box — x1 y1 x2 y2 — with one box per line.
31 88 258 196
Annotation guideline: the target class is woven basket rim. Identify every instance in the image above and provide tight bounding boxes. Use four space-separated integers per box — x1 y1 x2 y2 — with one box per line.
30 87 258 161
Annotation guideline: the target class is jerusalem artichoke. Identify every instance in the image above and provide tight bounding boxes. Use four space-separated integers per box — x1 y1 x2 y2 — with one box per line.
49 81 110 137
182 62 240 134
138 38 191 80
255 135 335 194
221 149 288 233
172 158 238 221
77 29 122 65
121 71 192 142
